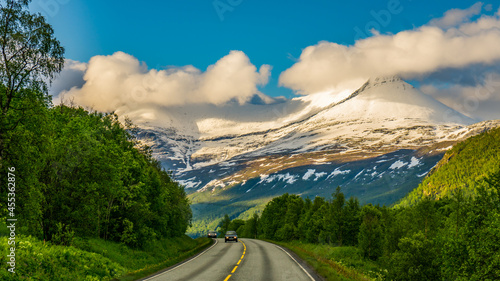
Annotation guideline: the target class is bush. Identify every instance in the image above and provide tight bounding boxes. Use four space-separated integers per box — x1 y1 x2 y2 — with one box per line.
0 235 126 280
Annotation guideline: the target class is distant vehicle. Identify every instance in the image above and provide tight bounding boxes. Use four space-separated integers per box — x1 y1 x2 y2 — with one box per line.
225 231 238 243
207 231 217 238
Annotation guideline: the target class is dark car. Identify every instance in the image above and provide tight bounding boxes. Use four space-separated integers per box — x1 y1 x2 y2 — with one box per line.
207 231 217 238
225 231 238 243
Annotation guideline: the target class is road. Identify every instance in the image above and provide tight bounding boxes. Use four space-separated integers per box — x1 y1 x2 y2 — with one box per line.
140 238 321 281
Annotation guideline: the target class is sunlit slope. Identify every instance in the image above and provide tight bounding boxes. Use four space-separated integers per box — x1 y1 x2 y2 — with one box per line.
398 125 500 207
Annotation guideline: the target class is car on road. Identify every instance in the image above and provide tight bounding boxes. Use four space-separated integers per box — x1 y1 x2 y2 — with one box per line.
225 231 238 243
207 231 217 238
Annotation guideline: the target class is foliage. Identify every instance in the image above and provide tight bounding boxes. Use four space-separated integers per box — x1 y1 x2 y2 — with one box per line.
0 0 192 248
386 232 440 280
229 161 500 280
0 0 64 100
399 127 500 206
358 204 382 260
0 0 64 162
266 240 376 281
0 234 126 280
0 104 192 247
0 232 212 280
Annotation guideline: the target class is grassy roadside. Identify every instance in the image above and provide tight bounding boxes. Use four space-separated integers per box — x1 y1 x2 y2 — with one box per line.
262 240 383 281
0 221 212 280
113 236 212 281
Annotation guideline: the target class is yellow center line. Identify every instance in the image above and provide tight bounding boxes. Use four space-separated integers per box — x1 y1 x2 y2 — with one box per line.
224 240 246 281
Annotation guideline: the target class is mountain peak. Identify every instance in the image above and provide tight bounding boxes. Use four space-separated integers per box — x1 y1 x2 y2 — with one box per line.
366 75 405 88
321 75 475 126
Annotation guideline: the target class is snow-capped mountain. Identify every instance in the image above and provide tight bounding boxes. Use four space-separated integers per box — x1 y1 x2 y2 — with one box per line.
136 76 478 175
130 76 499 236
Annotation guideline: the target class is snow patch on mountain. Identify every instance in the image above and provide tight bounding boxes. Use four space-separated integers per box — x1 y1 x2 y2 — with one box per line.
303 169 316 180
390 160 408 170
177 177 202 189
354 169 365 179
327 168 352 179
260 173 299 184
303 169 328 181
408 157 421 168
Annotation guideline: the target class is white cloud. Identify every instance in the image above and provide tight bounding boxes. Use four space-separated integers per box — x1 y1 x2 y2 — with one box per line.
429 2 483 28
279 5 500 95
50 59 87 103
52 4 500 121
60 51 271 112
421 72 500 121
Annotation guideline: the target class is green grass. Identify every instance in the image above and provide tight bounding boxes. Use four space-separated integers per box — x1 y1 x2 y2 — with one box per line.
264 240 384 281
0 234 127 280
107 236 212 281
0 221 212 280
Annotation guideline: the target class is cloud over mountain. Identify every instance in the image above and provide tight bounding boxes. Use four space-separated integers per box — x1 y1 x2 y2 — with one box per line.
52 3 500 121
60 51 271 112
279 4 500 95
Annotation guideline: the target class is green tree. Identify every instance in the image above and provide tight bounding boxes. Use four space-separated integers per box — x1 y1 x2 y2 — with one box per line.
218 214 231 237
330 186 345 245
260 193 289 240
358 204 383 260
0 0 64 159
342 197 360 246
240 212 259 238
387 232 441 281
228 219 245 232
440 170 500 280
277 194 303 241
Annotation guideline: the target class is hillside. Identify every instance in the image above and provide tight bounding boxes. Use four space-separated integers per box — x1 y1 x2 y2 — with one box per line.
398 125 500 207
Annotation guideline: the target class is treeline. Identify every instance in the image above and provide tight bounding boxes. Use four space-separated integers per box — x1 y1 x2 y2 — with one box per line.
223 172 500 280
1 100 192 247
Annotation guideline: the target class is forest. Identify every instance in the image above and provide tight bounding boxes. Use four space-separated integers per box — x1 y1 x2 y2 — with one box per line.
0 0 194 266
0 2 198 279
226 173 499 280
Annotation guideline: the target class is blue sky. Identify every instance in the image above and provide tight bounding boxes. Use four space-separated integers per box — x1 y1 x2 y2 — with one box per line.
31 0 488 95
30 1 500 120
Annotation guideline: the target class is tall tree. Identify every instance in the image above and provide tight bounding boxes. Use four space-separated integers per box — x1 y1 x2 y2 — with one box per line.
219 214 231 237
0 0 64 160
342 197 361 246
358 204 383 260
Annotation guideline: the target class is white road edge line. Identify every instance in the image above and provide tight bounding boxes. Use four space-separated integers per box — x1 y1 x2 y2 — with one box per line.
141 238 219 281
275 245 315 281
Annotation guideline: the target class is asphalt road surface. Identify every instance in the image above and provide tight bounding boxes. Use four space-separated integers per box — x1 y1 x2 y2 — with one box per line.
141 238 321 281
